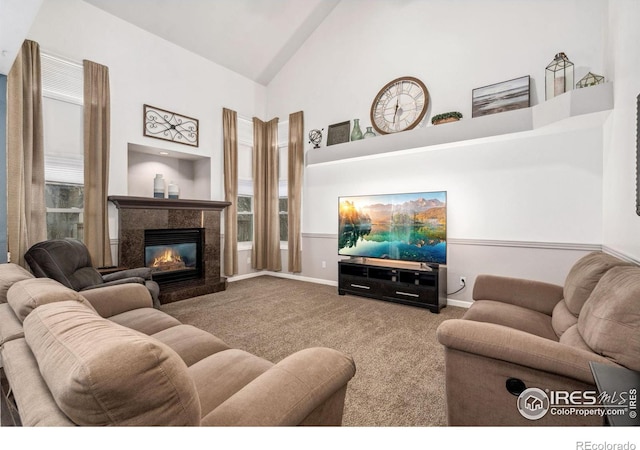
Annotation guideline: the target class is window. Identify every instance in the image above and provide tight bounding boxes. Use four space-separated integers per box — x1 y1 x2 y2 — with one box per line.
45 182 84 240
41 52 84 240
237 194 253 243
235 117 289 245
279 197 288 242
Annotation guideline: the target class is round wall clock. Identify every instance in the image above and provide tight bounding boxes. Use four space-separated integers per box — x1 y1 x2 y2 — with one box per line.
370 76 429 135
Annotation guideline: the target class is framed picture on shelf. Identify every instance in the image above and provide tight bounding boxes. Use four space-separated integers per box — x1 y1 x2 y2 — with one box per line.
472 75 530 118
326 120 351 146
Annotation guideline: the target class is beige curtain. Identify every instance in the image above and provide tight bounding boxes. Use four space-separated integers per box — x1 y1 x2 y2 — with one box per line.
7 40 46 268
223 108 238 276
287 111 304 273
83 60 112 267
252 117 281 271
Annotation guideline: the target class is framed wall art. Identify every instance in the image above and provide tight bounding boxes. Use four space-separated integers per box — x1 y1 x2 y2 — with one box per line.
326 120 350 146
143 104 199 147
472 75 531 118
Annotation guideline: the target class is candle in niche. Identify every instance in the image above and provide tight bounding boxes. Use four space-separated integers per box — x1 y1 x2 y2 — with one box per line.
168 181 179 199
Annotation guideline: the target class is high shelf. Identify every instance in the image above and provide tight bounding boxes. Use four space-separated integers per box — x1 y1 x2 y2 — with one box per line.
338 259 447 313
307 82 613 166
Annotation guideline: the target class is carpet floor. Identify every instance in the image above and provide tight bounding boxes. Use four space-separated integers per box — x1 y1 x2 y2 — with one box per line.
161 275 465 426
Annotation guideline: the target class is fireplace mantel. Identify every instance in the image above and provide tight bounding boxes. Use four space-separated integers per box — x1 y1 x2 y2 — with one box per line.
109 196 230 211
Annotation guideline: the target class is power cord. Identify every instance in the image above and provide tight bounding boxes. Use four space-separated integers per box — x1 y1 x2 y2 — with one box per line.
446 278 466 296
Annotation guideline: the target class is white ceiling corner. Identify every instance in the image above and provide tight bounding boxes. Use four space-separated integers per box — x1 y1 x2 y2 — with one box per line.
0 0 44 75
82 0 340 86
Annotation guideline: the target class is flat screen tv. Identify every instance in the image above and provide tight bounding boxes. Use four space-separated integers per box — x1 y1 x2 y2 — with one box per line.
338 191 447 265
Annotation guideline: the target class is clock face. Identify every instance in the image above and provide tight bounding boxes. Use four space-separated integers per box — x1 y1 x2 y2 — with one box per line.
370 76 429 135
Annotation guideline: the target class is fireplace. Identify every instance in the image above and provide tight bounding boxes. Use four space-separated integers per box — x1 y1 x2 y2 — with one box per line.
109 196 230 304
144 228 203 285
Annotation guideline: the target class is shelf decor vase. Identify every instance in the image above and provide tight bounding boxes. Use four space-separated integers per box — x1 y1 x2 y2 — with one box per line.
168 181 179 199
153 173 165 198
363 126 376 138
350 119 363 141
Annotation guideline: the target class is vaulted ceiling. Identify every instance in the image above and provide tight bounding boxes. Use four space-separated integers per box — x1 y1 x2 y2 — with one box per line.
82 0 340 86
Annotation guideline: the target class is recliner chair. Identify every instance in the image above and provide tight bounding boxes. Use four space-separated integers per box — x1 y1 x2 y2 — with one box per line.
436 251 640 426
24 238 161 308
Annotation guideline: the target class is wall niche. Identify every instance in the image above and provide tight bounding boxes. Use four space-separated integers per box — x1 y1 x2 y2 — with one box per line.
127 142 211 200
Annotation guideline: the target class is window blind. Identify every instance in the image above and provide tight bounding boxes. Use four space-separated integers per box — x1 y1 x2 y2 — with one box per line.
41 52 83 105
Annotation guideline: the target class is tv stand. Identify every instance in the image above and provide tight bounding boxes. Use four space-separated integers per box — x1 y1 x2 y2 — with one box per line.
338 259 447 313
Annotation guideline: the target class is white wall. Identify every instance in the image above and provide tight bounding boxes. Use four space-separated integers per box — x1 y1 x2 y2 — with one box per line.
27 0 267 208
267 0 607 133
265 0 611 298
602 0 640 261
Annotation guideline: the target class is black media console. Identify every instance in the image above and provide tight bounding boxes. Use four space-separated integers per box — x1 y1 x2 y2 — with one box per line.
338 259 447 313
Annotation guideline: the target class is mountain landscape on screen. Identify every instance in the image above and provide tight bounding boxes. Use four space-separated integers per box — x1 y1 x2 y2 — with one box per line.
338 192 447 264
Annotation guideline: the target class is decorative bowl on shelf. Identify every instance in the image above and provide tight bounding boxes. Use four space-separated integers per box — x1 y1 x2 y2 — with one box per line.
431 111 463 125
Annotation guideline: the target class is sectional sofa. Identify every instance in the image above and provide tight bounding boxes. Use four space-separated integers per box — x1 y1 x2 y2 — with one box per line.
0 263 356 426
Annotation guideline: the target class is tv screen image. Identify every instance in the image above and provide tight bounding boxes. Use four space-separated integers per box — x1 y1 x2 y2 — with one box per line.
338 191 447 264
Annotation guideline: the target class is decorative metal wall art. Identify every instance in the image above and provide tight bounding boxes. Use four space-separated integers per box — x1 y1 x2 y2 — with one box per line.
144 104 199 147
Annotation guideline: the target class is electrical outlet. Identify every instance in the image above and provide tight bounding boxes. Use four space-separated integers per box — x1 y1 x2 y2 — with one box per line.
321 261 327 269
246 256 251 265
459 276 467 287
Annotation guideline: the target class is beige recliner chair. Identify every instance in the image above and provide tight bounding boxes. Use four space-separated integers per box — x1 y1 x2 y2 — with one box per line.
437 252 640 426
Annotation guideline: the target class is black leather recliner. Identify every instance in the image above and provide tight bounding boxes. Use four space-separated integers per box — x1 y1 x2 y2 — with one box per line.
24 238 161 309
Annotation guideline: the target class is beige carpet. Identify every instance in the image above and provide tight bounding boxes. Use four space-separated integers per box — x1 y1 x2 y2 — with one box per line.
161 275 465 426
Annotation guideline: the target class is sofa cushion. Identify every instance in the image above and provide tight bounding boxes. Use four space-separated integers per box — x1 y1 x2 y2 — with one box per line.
109 307 181 334
551 299 578 337
189 349 273 418
558 324 592 352
0 303 25 344
7 278 94 322
0 263 33 303
578 266 640 372
462 300 558 341
23 301 201 426
152 324 230 366
563 252 631 316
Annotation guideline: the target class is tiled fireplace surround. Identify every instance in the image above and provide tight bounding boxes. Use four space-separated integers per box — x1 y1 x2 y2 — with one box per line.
109 196 230 304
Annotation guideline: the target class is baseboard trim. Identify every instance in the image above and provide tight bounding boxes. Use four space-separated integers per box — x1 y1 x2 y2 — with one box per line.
229 271 472 310
446 298 472 309
228 270 338 287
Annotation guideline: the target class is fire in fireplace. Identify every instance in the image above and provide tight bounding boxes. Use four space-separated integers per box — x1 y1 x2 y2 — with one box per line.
144 228 204 285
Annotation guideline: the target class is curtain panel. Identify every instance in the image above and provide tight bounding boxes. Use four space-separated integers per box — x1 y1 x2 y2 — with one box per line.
7 39 46 268
287 111 304 273
223 108 238 276
252 117 281 272
83 60 112 267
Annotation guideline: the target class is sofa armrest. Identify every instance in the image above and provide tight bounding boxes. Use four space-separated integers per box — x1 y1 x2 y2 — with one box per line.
472 274 563 315
437 319 617 385
79 283 153 318
201 347 356 426
102 267 152 282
